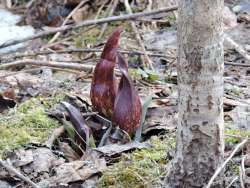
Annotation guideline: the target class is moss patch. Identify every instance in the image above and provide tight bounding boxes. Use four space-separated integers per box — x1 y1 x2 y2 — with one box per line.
97 134 175 188
0 97 61 157
225 126 250 145
74 27 100 48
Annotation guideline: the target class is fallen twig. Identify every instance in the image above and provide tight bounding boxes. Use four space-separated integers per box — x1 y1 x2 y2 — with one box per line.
0 5 178 49
94 0 109 19
0 59 94 71
0 159 40 188
240 155 246 188
124 0 154 70
224 94 250 106
206 139 248 188
225 62 250 67
0 59 125 77
98 0 119 39
48 0 88 44
223 97 245 107
146 0 157 28
0 67 83 79
2 48 173 60
224 35 250 62
226 176 238 188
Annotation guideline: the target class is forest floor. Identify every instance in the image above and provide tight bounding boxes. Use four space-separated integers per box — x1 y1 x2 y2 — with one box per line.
0 0 250 187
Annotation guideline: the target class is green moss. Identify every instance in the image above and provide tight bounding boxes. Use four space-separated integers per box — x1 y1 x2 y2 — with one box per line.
74 28 100 48
128 68 142 81
38 93 65 109
231 86 241 96
0 97 61 157
0 126 31 152
165 15 176 22
225 161 240 180
129 68 168 83
231 163 240 175
97 134 175 188
225 127 250 145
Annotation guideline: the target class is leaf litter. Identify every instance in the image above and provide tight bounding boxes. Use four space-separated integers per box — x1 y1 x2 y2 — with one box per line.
0 0 249 187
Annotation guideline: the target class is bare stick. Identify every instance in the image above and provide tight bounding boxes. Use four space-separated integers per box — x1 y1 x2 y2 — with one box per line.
98 0 119 39
124 0 154 70
226 176 238 188
0 5 178 49
0 67 82 79
0 160 40 188
225 62 250 67
206 139 248 188
0 59 94 71
0 59 122 76
94 0 109 19
3 50 248 68
240 155 246 188
146 0 157 29
224 94 250 106
2 48 173 60
224 34 250 62
48 0 88 44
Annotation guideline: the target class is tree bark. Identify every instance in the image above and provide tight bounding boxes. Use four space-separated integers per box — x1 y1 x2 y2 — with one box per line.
165 0 224 187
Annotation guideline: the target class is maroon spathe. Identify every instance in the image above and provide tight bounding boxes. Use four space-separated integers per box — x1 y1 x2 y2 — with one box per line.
90 28 122 118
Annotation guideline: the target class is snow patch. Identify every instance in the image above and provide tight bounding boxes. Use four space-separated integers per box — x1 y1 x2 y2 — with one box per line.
0 9 35 54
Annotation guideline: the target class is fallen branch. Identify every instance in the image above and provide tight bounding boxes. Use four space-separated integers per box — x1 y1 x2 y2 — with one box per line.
0 59 124 76
95 0 109 19
224 96 249 107
2 51 248 68
226 176 238 188
0 59 94 71
0 67 82 79
224 34 250 62
0 159 40 188
0 5 178 49
224 94 250 106
98 0 119 39
225 62 250 67
48 0 88 44
240 155 246 188
124 0 154 69
2 48 173 60
206 139 248 188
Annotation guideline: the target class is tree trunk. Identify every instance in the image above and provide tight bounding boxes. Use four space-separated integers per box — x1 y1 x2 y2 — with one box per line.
165 0 224 187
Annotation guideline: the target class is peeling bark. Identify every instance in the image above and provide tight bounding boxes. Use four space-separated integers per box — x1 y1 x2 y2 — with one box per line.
165 0 224 187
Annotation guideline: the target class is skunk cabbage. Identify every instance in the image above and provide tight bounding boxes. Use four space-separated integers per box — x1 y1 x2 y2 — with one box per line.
90 28 122 118
61 101 90 147
112 53 141 134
